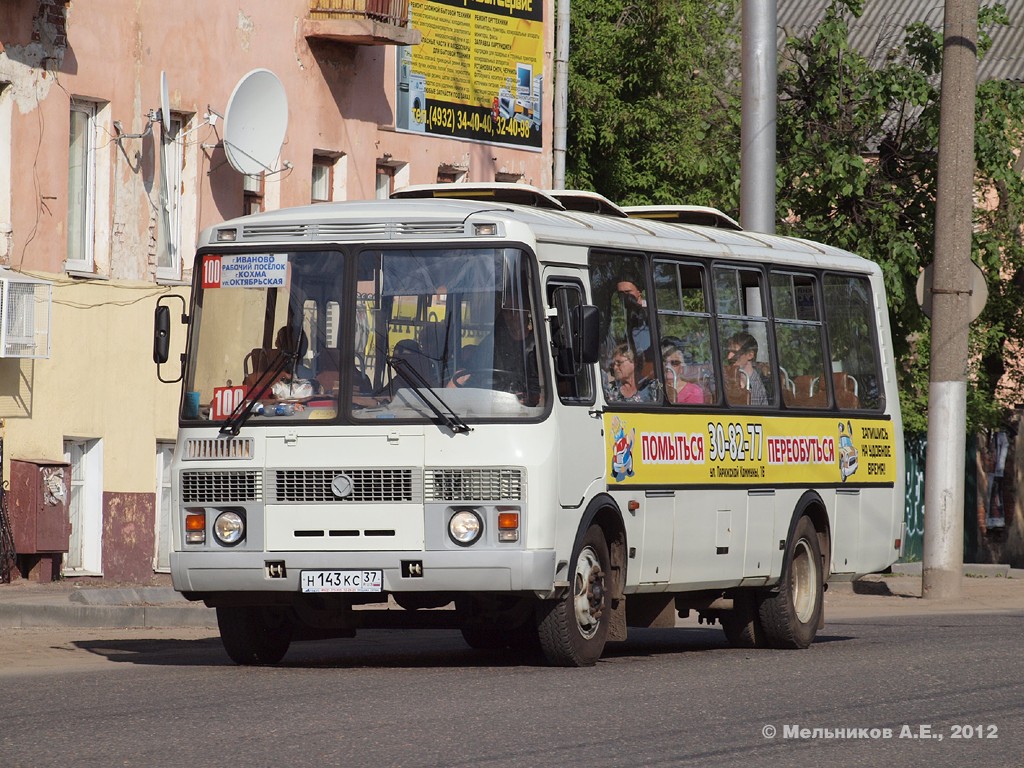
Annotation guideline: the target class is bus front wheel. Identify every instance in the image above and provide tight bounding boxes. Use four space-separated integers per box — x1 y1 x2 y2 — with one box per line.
758 516 823 649
537 524 611 667
216 605 293 665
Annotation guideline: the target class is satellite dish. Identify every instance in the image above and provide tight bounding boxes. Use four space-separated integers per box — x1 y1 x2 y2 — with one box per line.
223 69 288 175
160 71 171 134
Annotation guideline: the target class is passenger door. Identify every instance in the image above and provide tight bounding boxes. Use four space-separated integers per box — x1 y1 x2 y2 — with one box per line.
544 270 603 507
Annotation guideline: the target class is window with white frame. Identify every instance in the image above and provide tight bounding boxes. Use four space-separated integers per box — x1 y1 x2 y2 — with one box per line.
63 438 103 575
67 100 97 272
157 115 185 281
375 163 395 200
154 441 174 572
1 83 12 265
312 155 333 203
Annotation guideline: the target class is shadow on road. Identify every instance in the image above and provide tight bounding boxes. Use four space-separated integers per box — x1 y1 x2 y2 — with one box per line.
69 624 843 669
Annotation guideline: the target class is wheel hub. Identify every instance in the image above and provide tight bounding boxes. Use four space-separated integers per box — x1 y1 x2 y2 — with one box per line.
573 547 605 639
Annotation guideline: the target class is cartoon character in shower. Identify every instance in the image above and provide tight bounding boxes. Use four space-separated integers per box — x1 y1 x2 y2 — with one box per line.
610 415 636 482
838 420 858 481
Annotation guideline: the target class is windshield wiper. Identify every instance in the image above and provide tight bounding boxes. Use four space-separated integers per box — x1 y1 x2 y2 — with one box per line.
219 351 296 436
386 355 471 435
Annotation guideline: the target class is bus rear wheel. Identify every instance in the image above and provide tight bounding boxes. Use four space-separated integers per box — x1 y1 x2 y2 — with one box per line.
758 516 823 649
537 524 610 667
217 605 293 665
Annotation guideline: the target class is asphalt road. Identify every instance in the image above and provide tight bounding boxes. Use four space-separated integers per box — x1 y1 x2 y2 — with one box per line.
0 606 1021 768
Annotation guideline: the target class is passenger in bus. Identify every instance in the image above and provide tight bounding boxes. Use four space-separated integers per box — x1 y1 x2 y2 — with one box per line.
725 332 768 405
616 279 651 363
606 343 657 403
662 342 705 404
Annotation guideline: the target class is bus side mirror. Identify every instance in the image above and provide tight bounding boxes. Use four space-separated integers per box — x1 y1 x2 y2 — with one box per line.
154 295 187 384
153 305 170 364
571 304 600 365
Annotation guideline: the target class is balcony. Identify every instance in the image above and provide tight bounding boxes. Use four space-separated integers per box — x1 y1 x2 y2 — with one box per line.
304 0 421 46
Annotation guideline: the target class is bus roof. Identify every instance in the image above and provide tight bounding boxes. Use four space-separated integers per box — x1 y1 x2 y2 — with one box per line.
622 205 743 231
198 197 878 276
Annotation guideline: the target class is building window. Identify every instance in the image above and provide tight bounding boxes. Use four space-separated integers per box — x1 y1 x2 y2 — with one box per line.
67 100 98 272
243 173 264 215
312 156 333 203
157 115 185 281
63 438 103 575
375 164 395 200
154 442 174 572
0 83 12 265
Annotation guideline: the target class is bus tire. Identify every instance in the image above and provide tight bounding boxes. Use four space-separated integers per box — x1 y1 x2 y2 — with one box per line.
536 524 610 667
721 590 767 648
216 605 293 665
758 516 823 649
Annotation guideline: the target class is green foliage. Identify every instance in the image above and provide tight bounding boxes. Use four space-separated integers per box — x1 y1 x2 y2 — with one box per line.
771 1 1024 431
566 0 741 205
566 0 1024 430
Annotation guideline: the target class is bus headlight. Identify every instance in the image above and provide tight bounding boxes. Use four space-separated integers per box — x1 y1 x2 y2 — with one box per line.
213 510 245 546
448 510 482 546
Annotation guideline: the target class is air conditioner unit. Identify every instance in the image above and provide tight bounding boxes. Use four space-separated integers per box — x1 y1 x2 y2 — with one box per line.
0 270 52 359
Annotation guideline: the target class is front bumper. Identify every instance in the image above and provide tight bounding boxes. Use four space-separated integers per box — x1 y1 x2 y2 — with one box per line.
171 548 558 594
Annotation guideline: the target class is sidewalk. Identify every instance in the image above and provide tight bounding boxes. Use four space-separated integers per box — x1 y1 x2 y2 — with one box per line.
0 580 218 629
823 563 1024 620
0 565 1021 630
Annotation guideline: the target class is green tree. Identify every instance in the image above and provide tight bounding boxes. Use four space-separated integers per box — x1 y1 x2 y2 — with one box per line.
567 0 1024 431
566 0 740 204
768 0 1024 431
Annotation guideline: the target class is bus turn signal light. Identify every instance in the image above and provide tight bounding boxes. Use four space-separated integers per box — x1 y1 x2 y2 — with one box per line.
498 512 519 529
185 511 206 544
497 511 519 542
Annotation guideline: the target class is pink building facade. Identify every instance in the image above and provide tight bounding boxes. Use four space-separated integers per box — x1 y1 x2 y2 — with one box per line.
0 0 553 583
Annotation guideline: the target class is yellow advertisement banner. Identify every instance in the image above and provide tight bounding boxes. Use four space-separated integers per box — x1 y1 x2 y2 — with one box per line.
604 412 898 487
397 0 544 149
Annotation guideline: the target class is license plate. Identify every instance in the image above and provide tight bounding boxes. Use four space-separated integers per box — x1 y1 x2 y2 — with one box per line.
300 570 383 593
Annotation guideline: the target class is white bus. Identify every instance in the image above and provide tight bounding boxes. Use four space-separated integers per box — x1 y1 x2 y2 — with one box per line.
154 185 905 667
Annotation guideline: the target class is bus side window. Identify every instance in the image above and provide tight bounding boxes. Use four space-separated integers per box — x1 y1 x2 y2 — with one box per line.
823 274 884 410
589 252 657 403
770 271 828 409
713 265 776 408
654 260 716 405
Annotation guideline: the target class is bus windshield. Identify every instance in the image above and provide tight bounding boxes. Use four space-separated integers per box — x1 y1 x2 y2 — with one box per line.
183 246 545 426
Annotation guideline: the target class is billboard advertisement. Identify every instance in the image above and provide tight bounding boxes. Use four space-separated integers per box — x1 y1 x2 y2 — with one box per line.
396 0 544 150
604 412 898 488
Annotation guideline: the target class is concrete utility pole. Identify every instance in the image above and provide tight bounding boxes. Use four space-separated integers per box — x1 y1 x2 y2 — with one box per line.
552 0 570 190
740 0 777 234
922 0 979 600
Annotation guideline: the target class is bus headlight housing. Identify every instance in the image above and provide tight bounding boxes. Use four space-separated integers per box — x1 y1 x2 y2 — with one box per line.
448 509 483 546
213 510 246 546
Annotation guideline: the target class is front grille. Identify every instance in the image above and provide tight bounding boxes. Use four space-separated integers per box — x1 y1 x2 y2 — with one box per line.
240 223 307 240
424 467 524 501
271 468 418 503
183 437 253 460
239 221 469 242
181 471 262 503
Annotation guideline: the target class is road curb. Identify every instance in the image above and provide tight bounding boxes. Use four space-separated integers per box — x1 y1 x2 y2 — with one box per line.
0 602 217 630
